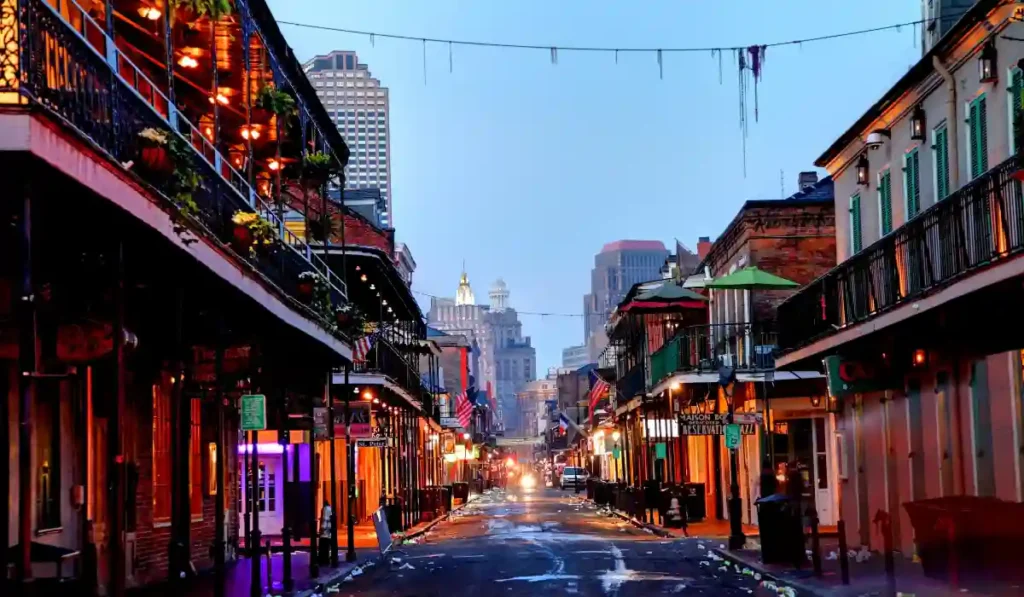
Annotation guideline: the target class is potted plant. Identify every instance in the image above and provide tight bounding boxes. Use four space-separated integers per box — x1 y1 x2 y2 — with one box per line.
297 271 318 301
302 151 339 189
230 210 275 256
137 128 174 179
254 85 296 122
171 0 232 20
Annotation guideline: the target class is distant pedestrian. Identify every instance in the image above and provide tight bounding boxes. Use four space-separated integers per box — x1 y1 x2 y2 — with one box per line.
318 497 334 565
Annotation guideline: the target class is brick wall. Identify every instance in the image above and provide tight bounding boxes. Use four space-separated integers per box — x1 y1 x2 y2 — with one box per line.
338 213 394 256
705 202 836 325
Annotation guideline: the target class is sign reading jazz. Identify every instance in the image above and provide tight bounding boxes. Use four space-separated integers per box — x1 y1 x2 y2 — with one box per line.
678 413 758 436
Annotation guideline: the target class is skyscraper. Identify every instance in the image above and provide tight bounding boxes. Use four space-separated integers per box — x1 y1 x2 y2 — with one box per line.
304 51 393 227
583 240 669 361
921 0 977 54
428 272 536 433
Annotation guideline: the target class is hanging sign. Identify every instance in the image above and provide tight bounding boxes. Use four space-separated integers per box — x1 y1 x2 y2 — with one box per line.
823 355 896 398
240 394 267 431
440 417 461 429
678 413 757 436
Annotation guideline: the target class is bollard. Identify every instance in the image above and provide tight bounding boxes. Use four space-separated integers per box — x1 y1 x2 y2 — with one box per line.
881 512 896 597
265 539 272 594
808 506 822 578
282 525 293 591
837 519 851 585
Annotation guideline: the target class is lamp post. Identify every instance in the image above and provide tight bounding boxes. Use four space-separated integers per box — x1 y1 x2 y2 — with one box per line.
720 366 745 550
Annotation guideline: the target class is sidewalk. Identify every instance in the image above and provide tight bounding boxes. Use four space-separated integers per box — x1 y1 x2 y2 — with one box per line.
129 497 478 597
715 537 1024 597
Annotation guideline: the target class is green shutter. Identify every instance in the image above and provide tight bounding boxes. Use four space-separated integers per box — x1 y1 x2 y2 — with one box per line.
879 170 893 235
970 95 988 179
906 149 920 219
935 125 949 201
851 194 863 253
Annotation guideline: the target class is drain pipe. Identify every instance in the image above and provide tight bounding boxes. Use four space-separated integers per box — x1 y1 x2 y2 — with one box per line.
933 55 960 192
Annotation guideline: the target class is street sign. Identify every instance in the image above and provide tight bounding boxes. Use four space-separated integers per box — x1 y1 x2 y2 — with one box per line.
655 443 667 459
678 413 757 436
724 424 741 450
240 394 266 431
440 416 461 429
612 446 621 459
356 438 387 448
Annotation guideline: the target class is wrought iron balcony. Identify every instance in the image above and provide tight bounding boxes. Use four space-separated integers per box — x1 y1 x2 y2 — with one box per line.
354 336 426 402
778 156 1024 353
615 363 646 402
649 322 778 385
9 0 349 337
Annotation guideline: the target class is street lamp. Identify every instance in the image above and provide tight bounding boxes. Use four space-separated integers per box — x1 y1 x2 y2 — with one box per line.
719 366 746 550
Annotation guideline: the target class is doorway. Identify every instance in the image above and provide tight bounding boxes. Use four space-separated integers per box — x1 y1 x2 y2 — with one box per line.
770 417 834 524
238 455 284 536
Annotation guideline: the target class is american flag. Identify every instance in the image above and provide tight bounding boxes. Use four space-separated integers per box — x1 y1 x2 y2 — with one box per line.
455 391 473 429
588 370 611 423
353 332 378 362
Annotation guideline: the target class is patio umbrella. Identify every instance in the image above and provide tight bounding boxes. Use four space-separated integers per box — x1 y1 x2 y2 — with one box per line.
634 282 708 302
704 266 800 290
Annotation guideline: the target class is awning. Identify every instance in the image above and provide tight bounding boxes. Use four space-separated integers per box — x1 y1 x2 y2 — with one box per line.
705 266 799 290
649 370 824 396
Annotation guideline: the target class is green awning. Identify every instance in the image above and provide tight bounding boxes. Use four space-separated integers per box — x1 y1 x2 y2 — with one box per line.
704 266 799 290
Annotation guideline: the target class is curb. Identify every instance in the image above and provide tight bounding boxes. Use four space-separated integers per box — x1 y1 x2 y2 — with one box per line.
711 548 823 597
395 492 483 542
600 505 675 538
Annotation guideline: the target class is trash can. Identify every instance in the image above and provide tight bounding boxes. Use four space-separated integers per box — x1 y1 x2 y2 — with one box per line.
661 485 685 528
586 478 596 500
441 485 453 513
756 493 802 565
683 483 706 521
452 482 469 503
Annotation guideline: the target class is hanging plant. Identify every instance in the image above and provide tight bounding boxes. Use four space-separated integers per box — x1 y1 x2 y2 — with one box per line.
171 0 233 20
297 270 318 300
230 210 275 256
135 128 201 242
255 85 297 118
302 151 340 189
334 302 366 336
303 272 334 325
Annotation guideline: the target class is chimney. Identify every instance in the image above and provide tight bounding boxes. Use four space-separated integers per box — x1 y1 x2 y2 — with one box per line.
797 171 818 191
697 236 712 260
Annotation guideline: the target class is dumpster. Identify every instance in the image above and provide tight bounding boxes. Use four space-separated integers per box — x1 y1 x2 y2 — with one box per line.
756 493 803 565
905 496 1024 586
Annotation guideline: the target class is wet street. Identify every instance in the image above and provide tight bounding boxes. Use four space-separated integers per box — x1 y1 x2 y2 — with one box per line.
339 488 792 596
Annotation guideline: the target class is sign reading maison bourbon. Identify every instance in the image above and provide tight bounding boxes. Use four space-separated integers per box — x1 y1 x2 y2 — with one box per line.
678 413 758 436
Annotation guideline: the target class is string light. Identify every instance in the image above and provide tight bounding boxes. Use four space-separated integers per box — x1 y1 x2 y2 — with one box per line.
179 56 199 68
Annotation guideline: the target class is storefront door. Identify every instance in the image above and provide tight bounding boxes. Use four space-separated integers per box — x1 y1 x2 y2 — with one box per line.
239 455 285 535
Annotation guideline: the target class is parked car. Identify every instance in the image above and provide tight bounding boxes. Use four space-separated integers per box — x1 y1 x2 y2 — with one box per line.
560 466 589 490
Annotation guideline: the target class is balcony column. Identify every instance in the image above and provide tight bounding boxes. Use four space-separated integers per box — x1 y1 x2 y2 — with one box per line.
327 369 339 568
308 384 320 580
343 363 357 562
16 170 35 586
170 289 191 584
108 239 128 597
213 327 227 597
162 5 175 112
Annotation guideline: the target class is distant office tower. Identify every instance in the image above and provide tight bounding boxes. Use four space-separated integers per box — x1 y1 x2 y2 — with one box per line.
428 271 536 433
304 51 392 227
561 345 589 370
583 240 669 362
922 0 977 54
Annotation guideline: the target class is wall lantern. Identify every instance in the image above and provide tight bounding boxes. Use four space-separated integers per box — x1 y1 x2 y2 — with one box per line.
856 154 870 186
912 349 927 367
910 105 926 141
809 395 822 408
979 43 998 84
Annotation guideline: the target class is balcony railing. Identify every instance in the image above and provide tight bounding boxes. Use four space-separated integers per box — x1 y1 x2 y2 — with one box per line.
649 323 778 385
778 156 1024 352
14 0 348 334
616 363 646 401
354 337 425 401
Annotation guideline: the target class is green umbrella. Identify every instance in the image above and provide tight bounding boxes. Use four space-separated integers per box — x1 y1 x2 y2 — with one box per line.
704 266 800 290
635 282 707 302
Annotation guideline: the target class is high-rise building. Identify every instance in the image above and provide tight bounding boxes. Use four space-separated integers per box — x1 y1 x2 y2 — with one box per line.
583 240 669 361
561 345 589 369
921 0 977 54
304 51 393 227
428 272 536 433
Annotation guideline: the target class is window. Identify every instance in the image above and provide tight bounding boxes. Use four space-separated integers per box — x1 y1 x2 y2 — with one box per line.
36 382 61 531
1010 68 1024 154
345 54 354 69
878 169 893 236
190 399 203 519
969 94 989 179
849 194 863 254
904 148 921 219
523 359 531 378
152 381 172 523
934 123 950 201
